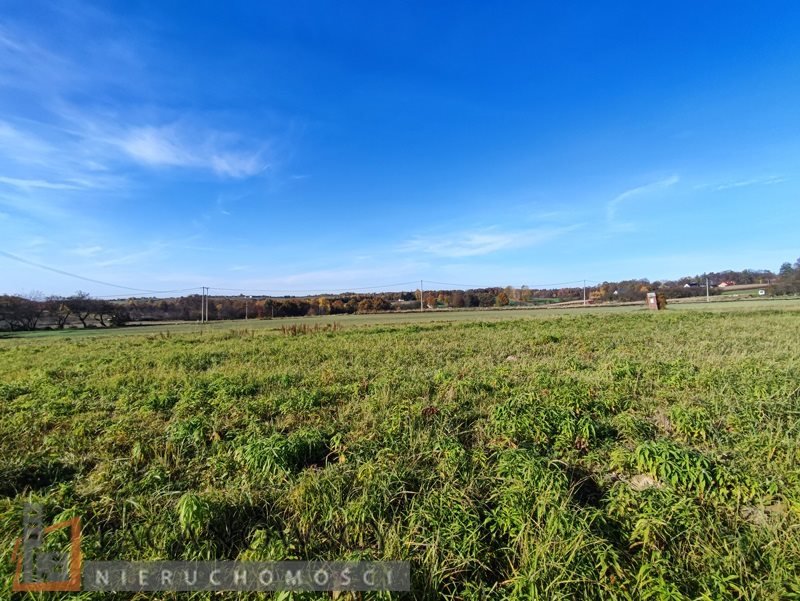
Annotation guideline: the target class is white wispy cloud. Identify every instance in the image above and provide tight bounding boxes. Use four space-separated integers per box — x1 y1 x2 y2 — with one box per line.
699 175 787 191
0 121 55 166
69 245 104 257
273 261 425 290
0 24 74 92
94 242 170 268
0 190 72 220
0 9 280 292
112 125 268 178
401 224 582 258
0 17 271 183
24 236 50 249
0 120 123 193
0 176 83 190
606 175 680 223
603 176 680 233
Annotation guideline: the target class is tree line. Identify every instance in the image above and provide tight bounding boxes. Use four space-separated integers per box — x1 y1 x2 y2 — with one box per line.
0 292 132 332
2 259 798 331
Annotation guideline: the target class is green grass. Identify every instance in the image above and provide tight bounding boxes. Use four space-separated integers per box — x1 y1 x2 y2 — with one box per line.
1 306 800 599
5 296 800 340
719 290 762 297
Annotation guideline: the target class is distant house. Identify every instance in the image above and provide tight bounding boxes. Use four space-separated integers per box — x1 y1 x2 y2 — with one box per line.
718 281 736 288
683 282 700 288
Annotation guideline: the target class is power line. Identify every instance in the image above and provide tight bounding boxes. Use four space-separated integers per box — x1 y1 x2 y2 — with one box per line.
0 250 201 294
1 250 604 299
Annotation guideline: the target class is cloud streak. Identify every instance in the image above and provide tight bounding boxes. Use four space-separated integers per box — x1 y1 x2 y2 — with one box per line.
705 175 786 191
401 224 582 258
0 119 123 195
606 175 680 223
111 125 269 178
69 245 104 257
0 121 56 166
0 176 84 190
0 17 271 182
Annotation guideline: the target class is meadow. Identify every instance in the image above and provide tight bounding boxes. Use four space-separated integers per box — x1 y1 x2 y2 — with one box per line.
1 304 800 599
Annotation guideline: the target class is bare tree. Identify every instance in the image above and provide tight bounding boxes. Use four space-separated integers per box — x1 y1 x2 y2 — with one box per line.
93 300 115 327
68 291 94 328
45 296 71 329
0 295 44 331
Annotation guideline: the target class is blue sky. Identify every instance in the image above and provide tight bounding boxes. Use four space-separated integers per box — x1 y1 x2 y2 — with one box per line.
1 1 798 296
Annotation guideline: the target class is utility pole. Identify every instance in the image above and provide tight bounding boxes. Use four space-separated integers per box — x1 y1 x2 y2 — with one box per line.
201 287 205 323
583 280 586 306
245 296 249 320
420 280 424 311
706 277 710 303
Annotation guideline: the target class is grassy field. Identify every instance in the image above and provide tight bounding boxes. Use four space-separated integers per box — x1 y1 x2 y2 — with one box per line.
4 296 800 340
719 290 763 298
2 305 800 599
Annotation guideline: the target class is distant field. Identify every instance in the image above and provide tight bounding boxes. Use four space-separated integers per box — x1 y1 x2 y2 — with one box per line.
1 304 799 598
4 295 800 340
720 289 763 297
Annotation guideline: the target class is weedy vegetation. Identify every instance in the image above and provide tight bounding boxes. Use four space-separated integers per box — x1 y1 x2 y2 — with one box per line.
1 308 799 599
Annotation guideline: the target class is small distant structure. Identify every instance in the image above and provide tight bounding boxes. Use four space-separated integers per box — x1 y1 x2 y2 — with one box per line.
718 281 736 288
646 292 667 310
683 282 700 288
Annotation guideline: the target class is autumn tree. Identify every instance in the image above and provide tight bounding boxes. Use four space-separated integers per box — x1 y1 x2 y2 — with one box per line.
776 258 800 294
373 296 391 311
331 299 346 314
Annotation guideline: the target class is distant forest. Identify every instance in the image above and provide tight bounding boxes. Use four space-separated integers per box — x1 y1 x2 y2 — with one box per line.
2 259 799 331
